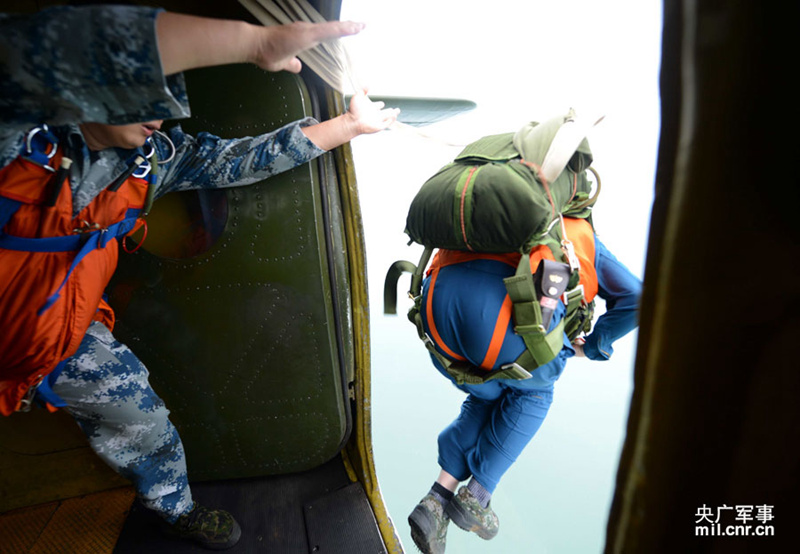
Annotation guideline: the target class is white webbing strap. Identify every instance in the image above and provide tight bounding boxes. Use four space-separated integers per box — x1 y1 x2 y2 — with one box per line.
540 111 605 184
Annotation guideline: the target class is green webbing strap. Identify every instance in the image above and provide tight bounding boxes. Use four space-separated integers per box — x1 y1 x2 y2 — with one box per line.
383 260 418 315
406 284 485 385
142 147 158 217
413 305 526 384
511 317 564 372
562 286 585 340
402 246 434 338
400 246 532 385
410 245 575 381
444 359 533 385
383 246 433 316
406 247 433 330
410 247 433 300
484 363 533 381
421 337 532 386
503 252 564 369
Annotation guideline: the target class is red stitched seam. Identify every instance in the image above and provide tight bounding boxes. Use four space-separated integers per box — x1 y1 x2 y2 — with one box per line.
460 167 478 251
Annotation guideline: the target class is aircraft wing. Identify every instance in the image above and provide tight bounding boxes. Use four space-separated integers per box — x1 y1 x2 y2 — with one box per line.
349 95 477 127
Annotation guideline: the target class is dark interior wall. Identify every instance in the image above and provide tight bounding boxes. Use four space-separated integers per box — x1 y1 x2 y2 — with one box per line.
607 2 798 552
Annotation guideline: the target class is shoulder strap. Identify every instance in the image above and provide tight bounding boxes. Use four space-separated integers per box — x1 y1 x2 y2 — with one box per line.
382 247 433 316
383 260 418 315
0 196 22 231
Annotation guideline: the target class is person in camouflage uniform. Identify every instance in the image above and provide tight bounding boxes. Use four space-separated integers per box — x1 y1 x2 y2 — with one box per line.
0 5 398 550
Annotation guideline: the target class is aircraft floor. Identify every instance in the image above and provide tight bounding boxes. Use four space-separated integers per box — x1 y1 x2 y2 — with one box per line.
114 455 387 553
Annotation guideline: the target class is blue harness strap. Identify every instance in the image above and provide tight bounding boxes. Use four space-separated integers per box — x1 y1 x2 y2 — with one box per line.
34 359 69 409
1 127 149 315
0 216 139 314
0 196 22 229
1 127 149 411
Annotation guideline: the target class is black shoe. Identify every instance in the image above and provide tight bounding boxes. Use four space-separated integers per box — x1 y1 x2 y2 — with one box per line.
163 502 242 550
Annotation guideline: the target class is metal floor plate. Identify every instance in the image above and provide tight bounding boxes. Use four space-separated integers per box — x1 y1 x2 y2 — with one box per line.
114 456 385 554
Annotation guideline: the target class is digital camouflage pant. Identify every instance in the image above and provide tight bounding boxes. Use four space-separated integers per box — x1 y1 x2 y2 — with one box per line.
51 321 193 523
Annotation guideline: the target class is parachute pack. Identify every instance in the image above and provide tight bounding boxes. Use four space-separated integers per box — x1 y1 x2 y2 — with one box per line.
384 109 602 384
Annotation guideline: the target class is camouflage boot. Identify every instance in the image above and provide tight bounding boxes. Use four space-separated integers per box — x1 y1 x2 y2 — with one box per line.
408 493 450 554
163 502 242 550
445 486 499 540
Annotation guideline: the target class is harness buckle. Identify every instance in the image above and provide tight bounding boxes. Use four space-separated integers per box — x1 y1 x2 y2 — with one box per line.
561 238 581 272
498 362 533 380
562 283 585 305
132 138 155 179
72 220 102 234
132 160 152 179
514 323 548 336
23 124 58 172
16 375 44 413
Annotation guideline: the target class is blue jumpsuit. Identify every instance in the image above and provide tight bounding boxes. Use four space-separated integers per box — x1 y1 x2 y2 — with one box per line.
1 5 326 522
421 238 642 492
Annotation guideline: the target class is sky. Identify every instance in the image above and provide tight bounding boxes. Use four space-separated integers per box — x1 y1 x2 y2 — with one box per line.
337 1 663 552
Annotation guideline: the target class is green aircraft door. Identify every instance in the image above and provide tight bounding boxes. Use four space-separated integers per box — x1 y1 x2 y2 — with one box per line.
109 65 353 481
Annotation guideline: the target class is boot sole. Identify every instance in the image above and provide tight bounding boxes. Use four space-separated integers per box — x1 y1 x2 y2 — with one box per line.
445 499 498 540
408 505 443 554
162 518 242 550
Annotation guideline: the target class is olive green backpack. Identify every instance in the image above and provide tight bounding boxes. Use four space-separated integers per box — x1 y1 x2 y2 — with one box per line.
384 110 602 384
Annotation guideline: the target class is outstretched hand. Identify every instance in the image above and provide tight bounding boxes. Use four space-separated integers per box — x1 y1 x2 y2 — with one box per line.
156 14 367 77
299 90 399 151
346 90 401 135
253 20 366 73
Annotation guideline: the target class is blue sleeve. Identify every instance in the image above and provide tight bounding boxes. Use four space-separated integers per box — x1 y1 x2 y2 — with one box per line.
582 237 643 361
0 6 190 127
153 119 326 195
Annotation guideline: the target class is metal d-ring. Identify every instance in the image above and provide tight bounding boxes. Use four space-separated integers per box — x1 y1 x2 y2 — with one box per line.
24 124 58 160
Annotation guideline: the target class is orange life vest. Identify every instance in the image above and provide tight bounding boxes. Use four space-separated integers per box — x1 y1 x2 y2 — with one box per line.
0 146 149 415
425 217 598 370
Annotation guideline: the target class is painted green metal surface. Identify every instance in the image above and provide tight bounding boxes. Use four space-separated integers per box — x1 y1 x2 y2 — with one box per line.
109 65 352 481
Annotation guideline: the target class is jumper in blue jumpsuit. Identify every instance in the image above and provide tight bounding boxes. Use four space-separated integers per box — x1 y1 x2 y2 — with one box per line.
421 237 642 492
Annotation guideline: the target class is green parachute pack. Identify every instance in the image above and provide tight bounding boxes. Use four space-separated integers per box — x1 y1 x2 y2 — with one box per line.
384 109 602 385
